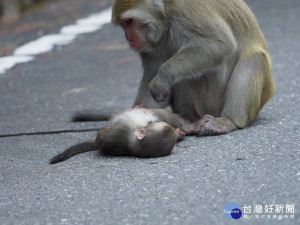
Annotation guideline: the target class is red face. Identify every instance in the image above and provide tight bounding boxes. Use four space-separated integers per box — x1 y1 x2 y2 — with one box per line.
120 18 145 51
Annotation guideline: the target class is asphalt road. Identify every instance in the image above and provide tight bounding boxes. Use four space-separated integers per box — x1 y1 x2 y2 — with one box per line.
0 0 299 224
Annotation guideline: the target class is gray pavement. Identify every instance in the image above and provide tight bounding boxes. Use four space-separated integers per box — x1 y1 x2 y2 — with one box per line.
0 0 299 224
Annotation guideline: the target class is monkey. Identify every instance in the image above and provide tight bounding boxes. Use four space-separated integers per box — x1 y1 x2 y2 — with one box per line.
74 0 275 136
50 106 208 164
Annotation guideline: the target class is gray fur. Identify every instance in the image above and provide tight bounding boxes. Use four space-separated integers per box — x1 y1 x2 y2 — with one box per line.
113 0 275 135
51 107 202 164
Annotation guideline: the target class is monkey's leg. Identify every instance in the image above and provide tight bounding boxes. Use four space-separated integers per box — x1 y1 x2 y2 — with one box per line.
198 51 274 136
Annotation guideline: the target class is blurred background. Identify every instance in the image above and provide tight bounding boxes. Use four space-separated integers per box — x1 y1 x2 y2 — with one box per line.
0 0 110 57
0 0 49 18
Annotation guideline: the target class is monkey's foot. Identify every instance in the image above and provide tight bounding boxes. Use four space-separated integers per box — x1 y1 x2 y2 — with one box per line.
182 114 214 134
197 114 215 127
197 117 237 136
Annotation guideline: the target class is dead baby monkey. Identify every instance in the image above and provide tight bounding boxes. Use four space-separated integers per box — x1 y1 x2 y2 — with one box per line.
50 107 208 164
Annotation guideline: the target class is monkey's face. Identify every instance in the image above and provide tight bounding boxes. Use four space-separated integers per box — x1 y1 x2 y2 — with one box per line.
145 122 185 142
116 9 168 53
119 17 146 51
133 122 184 157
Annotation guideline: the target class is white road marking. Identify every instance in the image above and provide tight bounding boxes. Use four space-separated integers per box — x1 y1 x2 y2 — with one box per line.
0 7 112 74
14 34 77 55
0 56 34 72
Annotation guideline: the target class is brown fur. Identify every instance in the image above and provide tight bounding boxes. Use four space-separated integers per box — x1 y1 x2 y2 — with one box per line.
110 0 275 135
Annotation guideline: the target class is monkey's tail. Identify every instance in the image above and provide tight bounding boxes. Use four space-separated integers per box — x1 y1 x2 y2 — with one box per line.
49 139 98 164
72 107 124 121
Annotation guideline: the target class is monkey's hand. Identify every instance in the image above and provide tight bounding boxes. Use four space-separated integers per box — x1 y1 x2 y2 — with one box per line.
149 76 171 102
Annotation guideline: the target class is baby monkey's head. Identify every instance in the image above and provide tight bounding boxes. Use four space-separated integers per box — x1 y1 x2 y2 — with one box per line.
133 121 185 157
96 121 185 158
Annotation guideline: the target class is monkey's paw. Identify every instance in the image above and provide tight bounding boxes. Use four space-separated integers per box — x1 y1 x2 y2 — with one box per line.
149 78 170 102
197 117 236 136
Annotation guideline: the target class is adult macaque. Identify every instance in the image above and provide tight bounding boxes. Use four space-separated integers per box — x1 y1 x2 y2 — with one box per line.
75 0 275 136
51 106 206 164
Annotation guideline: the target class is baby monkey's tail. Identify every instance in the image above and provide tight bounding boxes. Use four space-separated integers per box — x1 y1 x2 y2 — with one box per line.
49 139 97 164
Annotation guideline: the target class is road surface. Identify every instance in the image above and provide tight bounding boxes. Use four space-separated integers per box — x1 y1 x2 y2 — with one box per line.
0 0 299 224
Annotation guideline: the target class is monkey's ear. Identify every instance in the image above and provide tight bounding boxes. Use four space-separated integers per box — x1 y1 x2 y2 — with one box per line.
135 129 146 140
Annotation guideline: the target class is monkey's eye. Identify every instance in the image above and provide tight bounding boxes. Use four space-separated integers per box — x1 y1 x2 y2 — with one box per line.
124 18 133 25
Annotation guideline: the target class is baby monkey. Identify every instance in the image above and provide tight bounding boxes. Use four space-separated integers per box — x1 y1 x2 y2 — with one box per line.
50 106 208 164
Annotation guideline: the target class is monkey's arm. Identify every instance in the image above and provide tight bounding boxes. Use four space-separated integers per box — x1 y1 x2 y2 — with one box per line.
152 109 202 135
134 55 170 108
134 77 166 108
149 35 237 102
